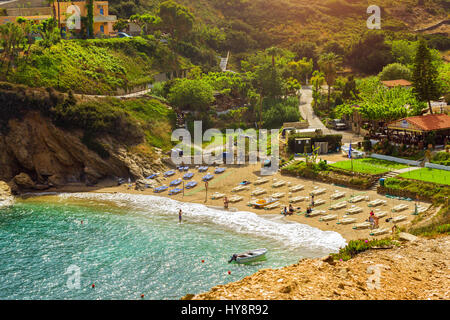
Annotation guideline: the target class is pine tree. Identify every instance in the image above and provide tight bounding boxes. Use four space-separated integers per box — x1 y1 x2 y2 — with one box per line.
412 39 441 114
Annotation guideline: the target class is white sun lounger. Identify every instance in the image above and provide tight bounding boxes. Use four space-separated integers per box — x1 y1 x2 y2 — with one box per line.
370 228 390 236
314 199 326 206
211 192 226 200
331 191 346 200
264 202 280 210
320 214 337 222
353 222 372 230
392 204 408 212
290 196 308 203
305 210 326 217
374 211 388 218
368 199 387 207
311 188 326 196
272 180 286 188
254 178 269 185
232 185 250 193
391 215 407 223
251 188 267 196
337 218 357 225
329 201 347 210
348 195 368 203
289 184 304 192
271 192 285 199
228 195 243 203
415 205 428 214
346 207 363 215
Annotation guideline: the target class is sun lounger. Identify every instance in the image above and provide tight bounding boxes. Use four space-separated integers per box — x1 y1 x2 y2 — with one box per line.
331 191 346 200
163 170 175 177
170 179 182 187
228 195 243 203
368 199 387 207
271 192 285 199
346 207 363 215
154 186 168 193
232 185 250 193
169 188 183 195
374 211 388 218
370 228 390 236
313 199 325 206
414 205 428 214
391 215 407 223
320 214 337 222
348 195 368 203
198 166 209 172
337 218 357 225
146 173 158 179
185 181 197 189
311 188 326 196
272 180 286 188
329 201 347 210
211 192 226 200
264 202 280 210
392 204 408 212
183 172 194 180
202 174 214 182
251 188 267 196
289 184 304 192
289 196 308 203
214 167 226 174
305 210 326 217
353 222 372 230
254 178 269 185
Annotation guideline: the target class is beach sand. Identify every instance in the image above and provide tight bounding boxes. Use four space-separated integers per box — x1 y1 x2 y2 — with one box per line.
44 157 429 242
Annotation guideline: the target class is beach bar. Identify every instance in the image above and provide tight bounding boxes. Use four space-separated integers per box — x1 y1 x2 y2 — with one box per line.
386 114 450 147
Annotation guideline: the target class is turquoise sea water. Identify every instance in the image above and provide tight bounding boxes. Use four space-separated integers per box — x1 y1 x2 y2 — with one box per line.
0 193 346 300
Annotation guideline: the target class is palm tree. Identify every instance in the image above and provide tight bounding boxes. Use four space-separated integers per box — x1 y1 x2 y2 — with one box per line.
318 52 341 108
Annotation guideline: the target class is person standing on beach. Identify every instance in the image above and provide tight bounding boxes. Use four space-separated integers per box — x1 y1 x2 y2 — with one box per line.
178 209 182 223
311 194 315 207
224 197 229 210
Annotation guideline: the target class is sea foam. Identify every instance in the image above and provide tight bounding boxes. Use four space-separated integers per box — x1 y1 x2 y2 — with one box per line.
58 192 347 255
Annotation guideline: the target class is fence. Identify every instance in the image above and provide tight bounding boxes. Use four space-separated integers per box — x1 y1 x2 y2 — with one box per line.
370 153 421 167
425 162 450 171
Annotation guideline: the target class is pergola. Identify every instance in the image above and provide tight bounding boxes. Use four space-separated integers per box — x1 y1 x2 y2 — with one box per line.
387 114 450 147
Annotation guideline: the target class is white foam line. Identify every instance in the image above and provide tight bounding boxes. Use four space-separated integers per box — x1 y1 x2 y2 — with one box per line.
58 192 347 253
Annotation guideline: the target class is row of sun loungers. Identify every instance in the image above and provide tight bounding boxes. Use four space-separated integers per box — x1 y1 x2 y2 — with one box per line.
320 214 337 222
271 192 285 199
228 195 243 203
329 201 347 210
392 204 408 212
337 218 357 225
289 196 308 203
313 199 326 206
211 192 225 200
305 210 326 217
368 199 387 207
310 188 326 196
348 195 368 203
346 207 363 215
330 191 345 200
264 202 280 210
272 180 286 188
254 178 269 185
232 185 250 193
251 188 267 196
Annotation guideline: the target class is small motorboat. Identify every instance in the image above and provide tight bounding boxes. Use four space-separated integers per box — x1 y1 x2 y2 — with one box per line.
185 181 198 189
164 170 175 177
214 167 226 174
183 172 194 180
154 186 168 193
228 248 268 264
249 198 277 209
202 174 214 181
240 180 251 185
170 179 182 187
169 188 183 195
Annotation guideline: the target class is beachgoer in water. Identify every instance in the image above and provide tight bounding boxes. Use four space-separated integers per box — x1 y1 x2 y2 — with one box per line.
178 209 182 223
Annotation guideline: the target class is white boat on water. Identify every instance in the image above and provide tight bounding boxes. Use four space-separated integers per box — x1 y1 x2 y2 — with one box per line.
228 248 268 264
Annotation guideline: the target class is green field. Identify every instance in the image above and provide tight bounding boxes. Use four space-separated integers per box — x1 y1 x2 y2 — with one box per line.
330 158 409 175
398 168 450 186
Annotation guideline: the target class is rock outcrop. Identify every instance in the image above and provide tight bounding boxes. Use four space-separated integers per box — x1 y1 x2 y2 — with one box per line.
0 181 14 208
0 112 166 191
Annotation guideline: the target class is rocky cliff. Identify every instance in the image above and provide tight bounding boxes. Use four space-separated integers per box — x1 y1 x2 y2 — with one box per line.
0 111 166 192
0 180 13 207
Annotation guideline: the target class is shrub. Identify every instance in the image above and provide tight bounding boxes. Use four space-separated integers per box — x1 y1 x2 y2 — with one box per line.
331 239 397 261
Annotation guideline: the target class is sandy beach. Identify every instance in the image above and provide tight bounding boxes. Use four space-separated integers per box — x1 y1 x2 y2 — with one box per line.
41 156 430 242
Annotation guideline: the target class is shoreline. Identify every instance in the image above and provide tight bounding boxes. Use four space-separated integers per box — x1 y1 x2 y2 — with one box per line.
20 161 428 242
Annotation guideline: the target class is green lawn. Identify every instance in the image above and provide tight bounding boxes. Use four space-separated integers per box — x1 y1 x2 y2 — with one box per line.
330 158 409 175
398 168 450 186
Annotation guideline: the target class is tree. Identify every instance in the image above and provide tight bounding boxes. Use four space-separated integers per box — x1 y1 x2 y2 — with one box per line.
412 39 441 114
291 41 318 63
37 17 60 48
168 79 214 112
286 58 313 84
129 13 161 36
311 70 325 106
159 1 194 40
113 19 129 32
86 0 94 38
319 52 341 108
379 63 412 81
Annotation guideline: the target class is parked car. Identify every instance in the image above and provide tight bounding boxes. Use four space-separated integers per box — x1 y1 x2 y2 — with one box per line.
331 119 347 130
117 32 133 38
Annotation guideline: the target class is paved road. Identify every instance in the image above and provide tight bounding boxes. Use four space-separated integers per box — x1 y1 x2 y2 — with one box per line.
299 86 362 145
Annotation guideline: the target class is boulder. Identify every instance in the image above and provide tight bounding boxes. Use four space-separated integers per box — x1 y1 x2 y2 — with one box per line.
135 178 158 191
13 173 35 189
48 174 65 187
398 232 419 242
0 181 14 207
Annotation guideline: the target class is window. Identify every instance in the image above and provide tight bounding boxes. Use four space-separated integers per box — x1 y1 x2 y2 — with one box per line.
100 25 104 33
100 8 104 15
